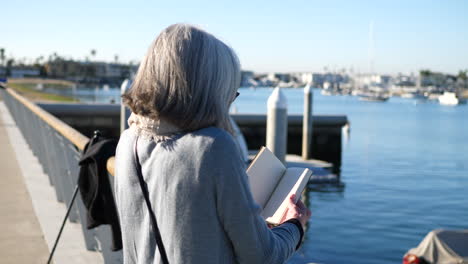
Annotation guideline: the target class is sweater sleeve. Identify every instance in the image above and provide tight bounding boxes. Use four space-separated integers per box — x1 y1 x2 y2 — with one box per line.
210 132 301 264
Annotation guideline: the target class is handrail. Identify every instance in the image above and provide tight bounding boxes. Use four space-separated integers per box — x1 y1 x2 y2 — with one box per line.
3 86 122 261
5 87 116 176
107 157 115 176
6 87 89 150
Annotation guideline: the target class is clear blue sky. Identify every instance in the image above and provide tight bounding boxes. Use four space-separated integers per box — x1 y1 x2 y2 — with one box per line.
3 0 467 74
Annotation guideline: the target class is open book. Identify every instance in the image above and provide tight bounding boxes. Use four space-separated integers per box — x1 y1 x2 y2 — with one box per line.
246 147 312 225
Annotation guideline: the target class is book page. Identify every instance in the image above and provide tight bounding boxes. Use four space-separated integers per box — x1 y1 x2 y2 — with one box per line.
246 148 286 208
262 168 312 224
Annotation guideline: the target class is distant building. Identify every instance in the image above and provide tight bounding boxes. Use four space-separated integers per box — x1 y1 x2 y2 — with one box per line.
10 67 40 78
300 72 313 85
311 73 325 87
45 60 87 79
45 60 138 84
419 71 451 88
94 62 133 79
240 71 255 87
355 74 388 85
290 72 313 85
253 73 274 87
310 73 350 88
394 74 416 86
267 73 291 83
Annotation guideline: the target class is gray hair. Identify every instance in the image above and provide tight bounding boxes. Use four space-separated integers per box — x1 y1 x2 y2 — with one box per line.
122 24 241 134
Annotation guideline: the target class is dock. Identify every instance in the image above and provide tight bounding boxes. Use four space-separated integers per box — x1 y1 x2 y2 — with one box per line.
37 103 349 174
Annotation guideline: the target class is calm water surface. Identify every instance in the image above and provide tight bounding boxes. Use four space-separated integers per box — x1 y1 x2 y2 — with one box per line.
51 87 468 264
234 88 468 264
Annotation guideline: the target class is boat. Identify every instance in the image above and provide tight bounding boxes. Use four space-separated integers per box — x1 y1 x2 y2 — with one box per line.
321 89 333 96
403 229 468 264
358 92 389 102
438 92 467 105
401 91 427 100
401 93 415 98
35 83 44 91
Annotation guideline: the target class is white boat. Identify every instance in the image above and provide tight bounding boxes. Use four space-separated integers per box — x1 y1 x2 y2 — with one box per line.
35 83 44 91
401 93 414 98
438 92 466 105
321 89 332 96
401 91 427 100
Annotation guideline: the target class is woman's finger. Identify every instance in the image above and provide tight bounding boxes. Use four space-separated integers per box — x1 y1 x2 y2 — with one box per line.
296 199 307 211
290 194 296 202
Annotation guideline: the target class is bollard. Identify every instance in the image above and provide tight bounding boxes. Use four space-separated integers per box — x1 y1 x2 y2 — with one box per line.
266 87 288 163
302 84 313 160
120 79 132 134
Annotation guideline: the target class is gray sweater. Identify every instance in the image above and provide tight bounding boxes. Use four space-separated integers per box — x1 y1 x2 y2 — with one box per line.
114 126 301 263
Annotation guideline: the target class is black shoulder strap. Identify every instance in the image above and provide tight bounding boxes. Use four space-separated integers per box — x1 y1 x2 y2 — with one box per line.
134 137 169 264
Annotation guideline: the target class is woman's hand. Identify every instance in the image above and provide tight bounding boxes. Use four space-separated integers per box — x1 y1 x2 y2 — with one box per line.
281 194 311 227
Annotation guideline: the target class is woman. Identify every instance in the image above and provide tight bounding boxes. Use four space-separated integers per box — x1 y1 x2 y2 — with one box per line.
115 24 311 264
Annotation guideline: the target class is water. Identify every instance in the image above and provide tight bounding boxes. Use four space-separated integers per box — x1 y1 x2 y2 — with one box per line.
49 86 468 264
234 88 468 264
42 86 122 103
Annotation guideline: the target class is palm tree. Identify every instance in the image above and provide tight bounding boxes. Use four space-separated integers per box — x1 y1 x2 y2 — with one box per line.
35 55 44 65
420 69 432 77
458 70 468 89
458 70 467 80
6 59 14 76
0 48 4 67
90 49 96 60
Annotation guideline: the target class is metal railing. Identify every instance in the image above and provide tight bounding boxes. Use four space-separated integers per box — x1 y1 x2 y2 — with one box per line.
0 87 121 263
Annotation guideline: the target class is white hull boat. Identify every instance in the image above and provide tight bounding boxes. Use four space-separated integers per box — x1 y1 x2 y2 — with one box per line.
438 92 466 105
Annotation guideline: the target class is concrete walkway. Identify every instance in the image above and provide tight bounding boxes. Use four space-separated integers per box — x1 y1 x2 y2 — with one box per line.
0 100 50 263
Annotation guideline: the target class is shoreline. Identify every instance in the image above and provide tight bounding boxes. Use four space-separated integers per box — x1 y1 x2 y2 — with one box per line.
7 83 77 103
5 77 468 101
8 77 76 87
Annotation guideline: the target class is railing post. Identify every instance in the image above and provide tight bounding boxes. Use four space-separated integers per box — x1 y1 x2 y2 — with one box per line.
302 84 313 160
56 133 80 223
266 87 288 163
38 119 53 184
46 126 65 202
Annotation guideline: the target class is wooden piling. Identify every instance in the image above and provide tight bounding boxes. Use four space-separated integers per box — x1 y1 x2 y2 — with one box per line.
266 87 288 163
302 85 313 160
